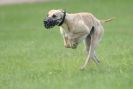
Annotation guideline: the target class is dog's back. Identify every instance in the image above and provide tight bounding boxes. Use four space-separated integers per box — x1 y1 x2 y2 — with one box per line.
68 12 100 30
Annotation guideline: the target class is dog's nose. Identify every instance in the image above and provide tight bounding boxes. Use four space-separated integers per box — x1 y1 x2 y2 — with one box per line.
43 20 48 29
43 17 52 29
43 16 59 29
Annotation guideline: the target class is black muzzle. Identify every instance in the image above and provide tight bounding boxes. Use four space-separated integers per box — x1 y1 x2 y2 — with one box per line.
43 17 59 29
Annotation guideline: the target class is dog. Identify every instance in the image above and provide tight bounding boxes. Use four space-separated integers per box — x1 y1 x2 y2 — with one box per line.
44 9 113 70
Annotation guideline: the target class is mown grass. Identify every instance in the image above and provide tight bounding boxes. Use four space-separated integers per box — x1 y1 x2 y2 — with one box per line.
0 0 133 89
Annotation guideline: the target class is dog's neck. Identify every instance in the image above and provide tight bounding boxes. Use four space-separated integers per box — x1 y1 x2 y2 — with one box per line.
60 13 74 31
58 11 66 26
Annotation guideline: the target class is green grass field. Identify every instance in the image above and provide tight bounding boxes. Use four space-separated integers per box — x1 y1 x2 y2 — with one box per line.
0 0 133 89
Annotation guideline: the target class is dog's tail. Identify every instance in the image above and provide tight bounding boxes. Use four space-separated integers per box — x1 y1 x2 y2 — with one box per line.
100 17 115 24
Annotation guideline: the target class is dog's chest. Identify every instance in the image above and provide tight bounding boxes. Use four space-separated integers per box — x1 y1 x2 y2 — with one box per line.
60 25 87 40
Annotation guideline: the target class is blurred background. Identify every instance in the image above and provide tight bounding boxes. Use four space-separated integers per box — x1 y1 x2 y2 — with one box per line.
0 0 50 5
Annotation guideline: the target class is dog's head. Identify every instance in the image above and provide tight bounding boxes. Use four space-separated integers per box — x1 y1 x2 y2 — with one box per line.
43 9 66 29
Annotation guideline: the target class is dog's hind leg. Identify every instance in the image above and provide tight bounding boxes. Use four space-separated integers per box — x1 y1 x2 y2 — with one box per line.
84 33 91 54
91 25 104 64
80 42 92 70
80 26 103 70
92 51 100 64
80 27 94 70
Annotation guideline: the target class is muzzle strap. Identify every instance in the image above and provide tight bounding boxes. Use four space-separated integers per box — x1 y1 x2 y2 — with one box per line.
58 11 66 26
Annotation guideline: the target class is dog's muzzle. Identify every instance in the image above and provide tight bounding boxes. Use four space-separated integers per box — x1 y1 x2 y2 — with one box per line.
43 17 59 29
43 11 66 29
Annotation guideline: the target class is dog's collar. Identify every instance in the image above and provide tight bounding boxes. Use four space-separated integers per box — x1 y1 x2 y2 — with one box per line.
58 11 66 26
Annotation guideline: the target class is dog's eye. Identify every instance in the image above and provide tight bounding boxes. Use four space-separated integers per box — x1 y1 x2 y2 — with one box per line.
52 14 56 18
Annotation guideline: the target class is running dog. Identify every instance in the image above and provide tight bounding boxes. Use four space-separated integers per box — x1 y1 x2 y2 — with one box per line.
44 9 113 70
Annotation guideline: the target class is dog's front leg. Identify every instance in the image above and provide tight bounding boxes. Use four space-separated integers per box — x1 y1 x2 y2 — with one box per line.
63 36 71 48
60 28 71 48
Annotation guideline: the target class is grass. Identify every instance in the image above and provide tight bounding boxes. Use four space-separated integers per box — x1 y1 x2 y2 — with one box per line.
0 0 133 89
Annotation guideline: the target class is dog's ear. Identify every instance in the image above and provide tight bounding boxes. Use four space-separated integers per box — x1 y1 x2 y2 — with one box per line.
59 9 66 13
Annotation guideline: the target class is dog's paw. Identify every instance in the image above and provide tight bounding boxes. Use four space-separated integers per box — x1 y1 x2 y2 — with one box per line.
64 44 71 48
80 65 86 71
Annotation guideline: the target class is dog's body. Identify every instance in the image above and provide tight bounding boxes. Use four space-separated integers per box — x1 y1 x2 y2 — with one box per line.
44 9 112 69
60 12 104 69
60 12 104 48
